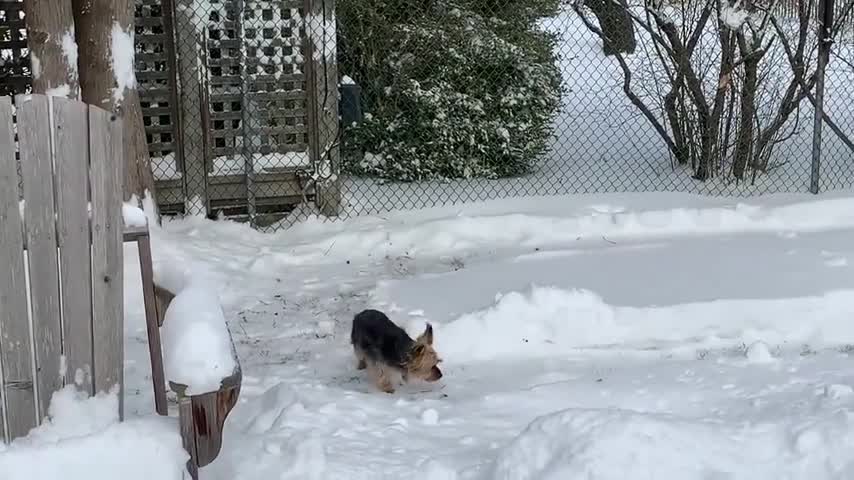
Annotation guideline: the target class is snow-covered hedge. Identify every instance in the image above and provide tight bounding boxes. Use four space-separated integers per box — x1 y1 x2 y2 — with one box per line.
338 0 564 181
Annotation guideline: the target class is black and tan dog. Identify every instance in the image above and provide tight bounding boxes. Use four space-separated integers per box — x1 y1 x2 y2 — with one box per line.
351 309 443 393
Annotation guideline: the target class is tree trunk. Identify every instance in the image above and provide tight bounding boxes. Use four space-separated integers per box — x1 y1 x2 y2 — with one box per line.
585 0 636 56
733 32 760 181
696 28 735 181
664 82 688 165
24 0 79 98
72 0 158 210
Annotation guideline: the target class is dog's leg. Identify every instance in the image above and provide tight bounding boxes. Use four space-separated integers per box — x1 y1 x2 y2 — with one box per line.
376 368 395 394
365 361 395 394
353 347 367 370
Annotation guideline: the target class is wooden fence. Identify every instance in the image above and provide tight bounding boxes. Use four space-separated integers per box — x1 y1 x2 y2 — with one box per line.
0 95 124 442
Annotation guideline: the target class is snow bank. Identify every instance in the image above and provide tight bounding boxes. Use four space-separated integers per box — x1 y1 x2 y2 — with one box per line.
491 408 854 479
161 193 854 267
0 386 187 480
161 283 238 395
436 286 854 362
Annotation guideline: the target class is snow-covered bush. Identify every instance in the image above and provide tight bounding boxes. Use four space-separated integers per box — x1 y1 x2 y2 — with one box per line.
338 0 563 181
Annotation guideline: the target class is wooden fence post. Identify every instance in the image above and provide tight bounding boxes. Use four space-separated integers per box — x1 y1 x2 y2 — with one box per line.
174 0 210 216
306 0 342 217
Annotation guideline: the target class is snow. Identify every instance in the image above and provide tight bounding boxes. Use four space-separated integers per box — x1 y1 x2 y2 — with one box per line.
491 407 854 479
30 52 41 79
110 23 137 104
46 84 71 98
720 4 751 30
161 281 238 395
61 29 79 82
0 386 187 480
421 408 440 425
745 341 776 364
105 189 854 479
150 151 311 181
122 201 148 227
425 286 854 362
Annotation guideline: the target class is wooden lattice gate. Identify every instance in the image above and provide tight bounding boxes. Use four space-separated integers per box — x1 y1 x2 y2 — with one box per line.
0 0 340 227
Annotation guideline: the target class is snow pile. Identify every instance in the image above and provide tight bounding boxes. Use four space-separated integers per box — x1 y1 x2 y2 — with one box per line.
123 201 148 227
161 283 238 394
720 4 750 30
745 340 776 364
46 85 72 98
0 386 187 480
491 408 854 479
436 286 854 362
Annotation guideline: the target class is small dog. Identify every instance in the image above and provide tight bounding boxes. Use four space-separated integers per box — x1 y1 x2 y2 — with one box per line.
351 309 442 394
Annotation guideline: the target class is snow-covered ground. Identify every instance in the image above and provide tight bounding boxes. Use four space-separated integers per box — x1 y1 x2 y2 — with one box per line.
6 188 854 478
86 189 854 478
5 187 854 478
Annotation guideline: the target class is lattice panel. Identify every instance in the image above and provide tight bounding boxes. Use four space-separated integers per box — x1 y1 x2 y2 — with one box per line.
0 0 29 98
204 0 310 181
135 0 183 202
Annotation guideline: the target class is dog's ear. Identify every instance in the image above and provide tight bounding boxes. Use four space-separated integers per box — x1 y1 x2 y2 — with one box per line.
416 323 434 346
410 343 426 359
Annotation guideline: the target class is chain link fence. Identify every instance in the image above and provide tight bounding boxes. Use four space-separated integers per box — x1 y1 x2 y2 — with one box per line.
3 0 854 230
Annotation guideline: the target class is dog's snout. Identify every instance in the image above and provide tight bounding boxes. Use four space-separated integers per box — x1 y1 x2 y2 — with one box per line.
428 365 443 381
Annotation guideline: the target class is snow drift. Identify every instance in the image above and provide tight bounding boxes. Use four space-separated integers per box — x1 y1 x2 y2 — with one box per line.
0 386 188 480
158 193 854 267
491 407 854 479
436 286 854 362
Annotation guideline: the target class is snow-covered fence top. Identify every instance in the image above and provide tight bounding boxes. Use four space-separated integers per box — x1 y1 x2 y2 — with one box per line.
160 282 239 396
0 94 125 444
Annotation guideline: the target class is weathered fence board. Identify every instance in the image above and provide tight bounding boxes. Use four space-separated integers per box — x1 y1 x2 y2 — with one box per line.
1 95 126 444
0 97 37 442
16 94 63 421
88 106 125 419
53 97 95 393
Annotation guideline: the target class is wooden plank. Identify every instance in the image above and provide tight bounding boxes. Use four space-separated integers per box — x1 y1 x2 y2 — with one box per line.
137 235 168 416
213 91 305 102
210 144 308 157
178 395 200 480
0 96 37 441
88 104 125 418
16 94 63 423
52 97 94 395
